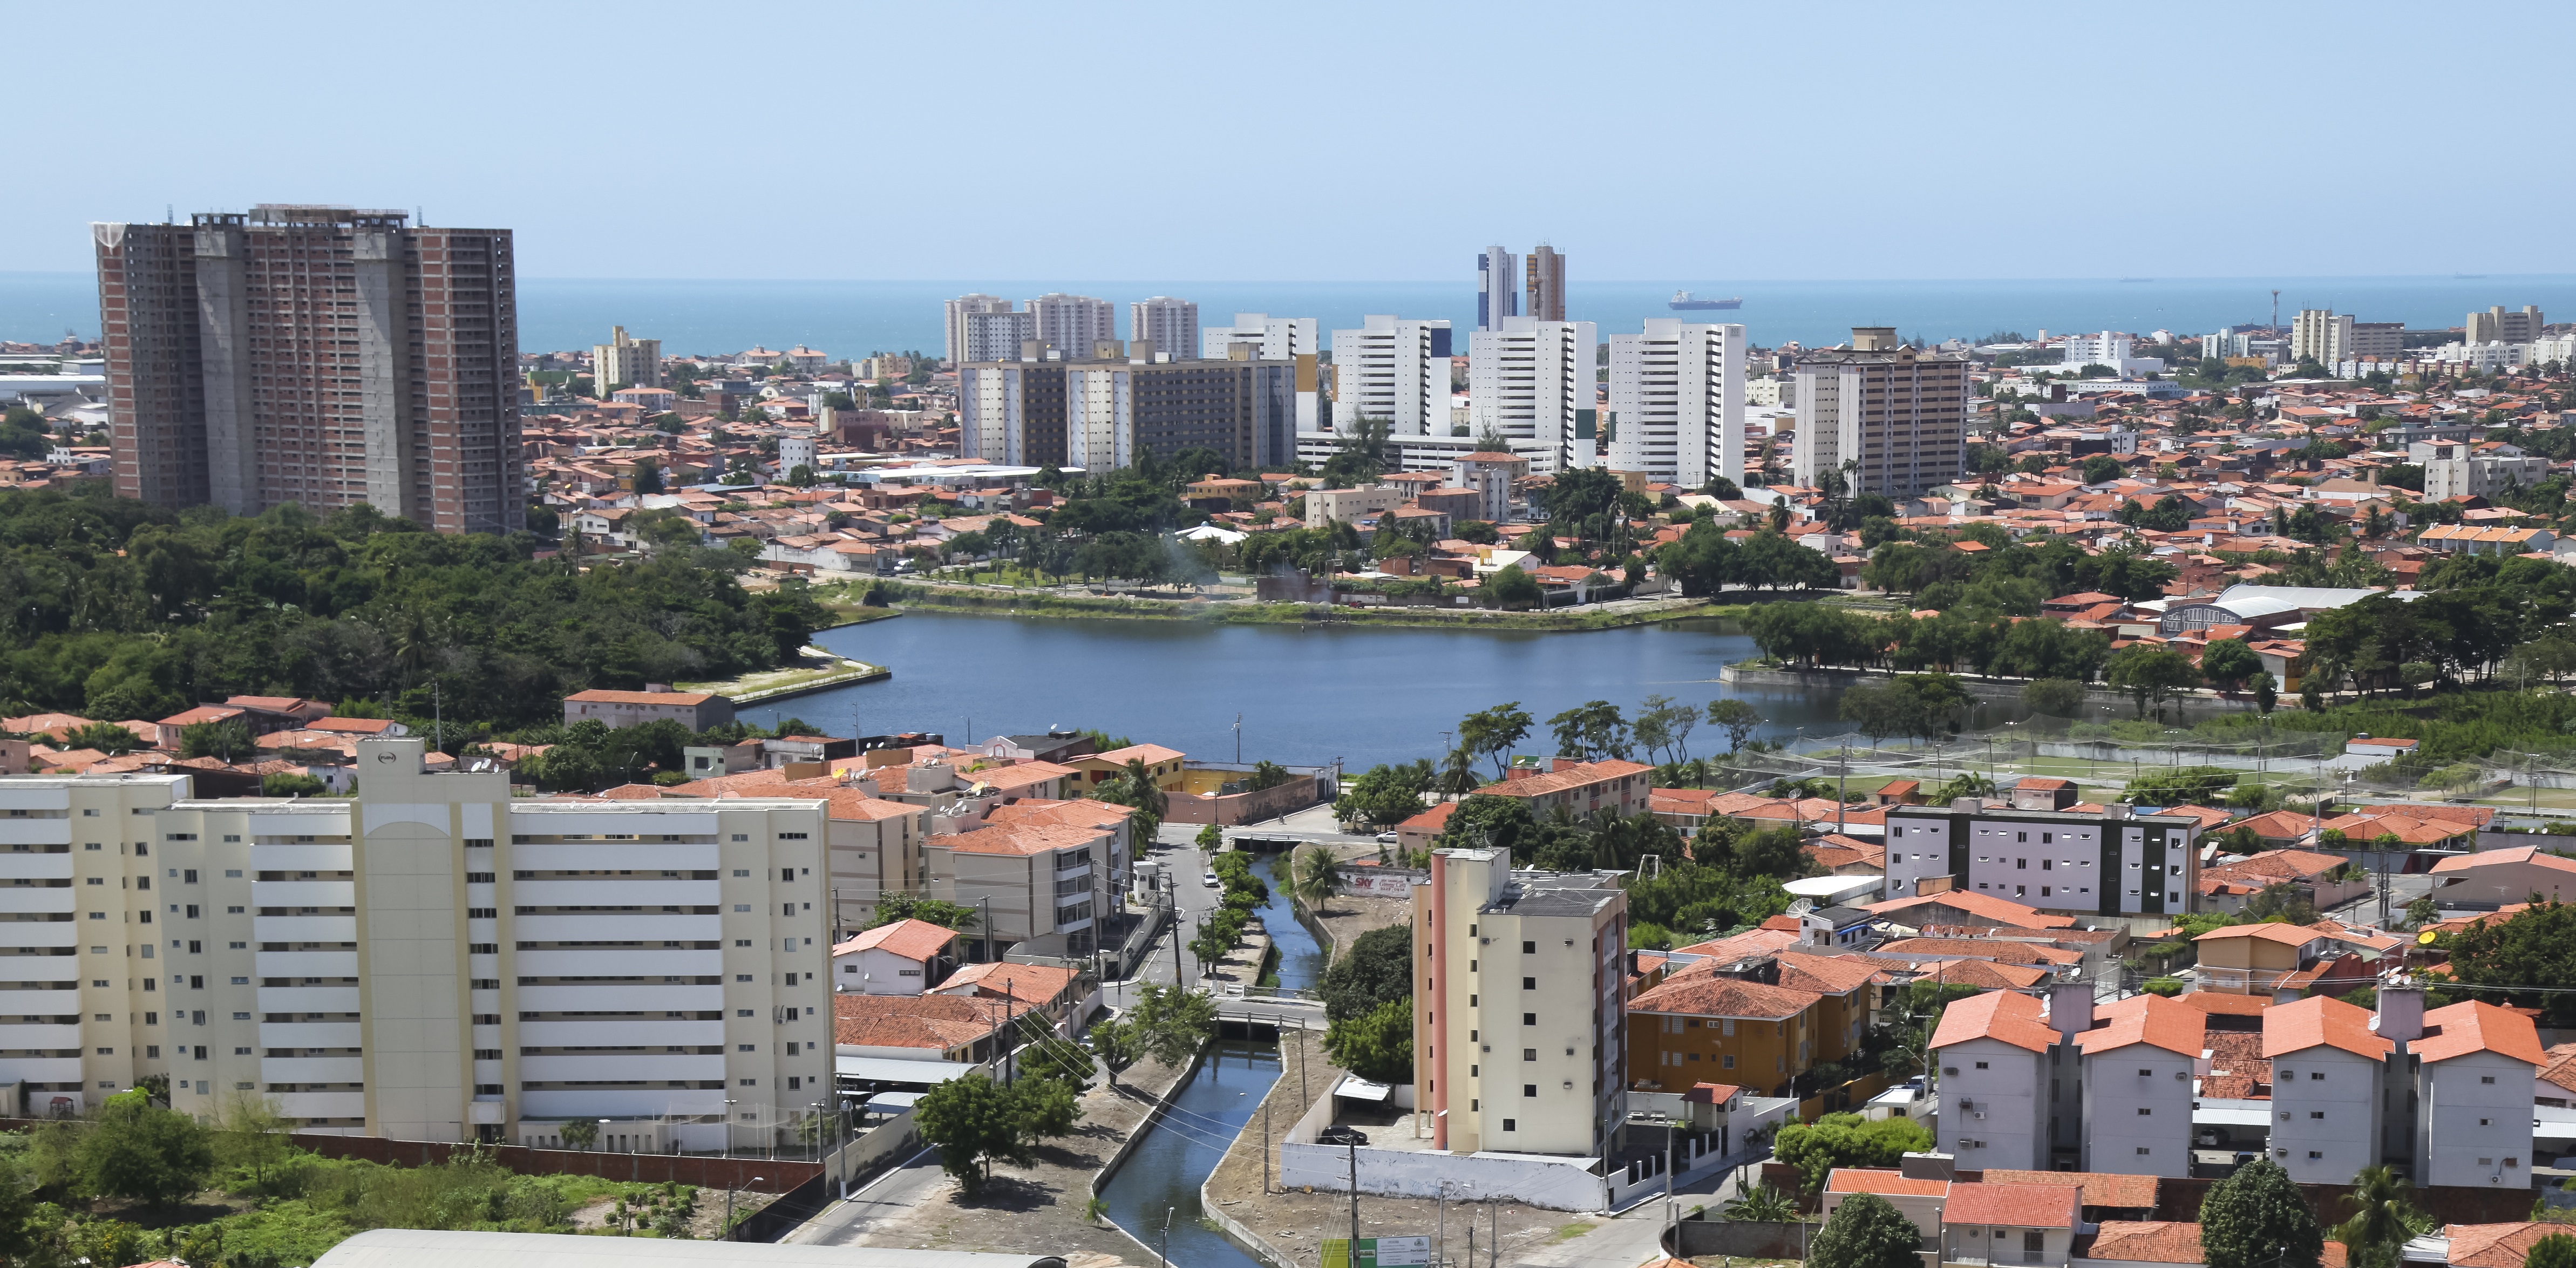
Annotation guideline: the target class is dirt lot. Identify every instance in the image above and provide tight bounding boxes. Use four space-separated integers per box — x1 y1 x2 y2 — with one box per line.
1290 843 1412 961
1202 1028 1580 1267
833 1055 1191 1265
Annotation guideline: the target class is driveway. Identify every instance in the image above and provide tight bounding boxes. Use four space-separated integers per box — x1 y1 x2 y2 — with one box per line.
782 1148 943 1246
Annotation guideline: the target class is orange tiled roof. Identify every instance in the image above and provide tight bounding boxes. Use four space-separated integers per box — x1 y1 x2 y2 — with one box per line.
2080 1223 2204 1264
1864 890 2075 929
832 918 957 962
1475 758 1653 800
1928 988 2055 1054
2261 994 2391 1061
2075 992 2206 1057
1944 1182 2081 1229
1826 1168 1949 1197
2416 1000 2546 1066
1977 1169 2158 1210
2447 1224 2565 1268
1628 964 1820 1020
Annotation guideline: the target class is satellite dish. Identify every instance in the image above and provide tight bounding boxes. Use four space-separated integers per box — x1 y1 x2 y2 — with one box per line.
2417 929 2438 945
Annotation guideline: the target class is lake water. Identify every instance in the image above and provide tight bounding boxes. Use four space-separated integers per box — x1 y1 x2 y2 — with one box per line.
803 613 1847 772
9 270 2575 357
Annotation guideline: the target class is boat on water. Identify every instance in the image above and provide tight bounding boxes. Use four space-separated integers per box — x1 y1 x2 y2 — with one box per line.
1670 290 1742 310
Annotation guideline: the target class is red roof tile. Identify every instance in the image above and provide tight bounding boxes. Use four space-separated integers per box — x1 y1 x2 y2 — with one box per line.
2261 994 2391 1061
2075 992 2206 1057
1928 989 2055 1055
1944 1182 2080 1229
1976 1169 2159 1210
2416 1000 2546 1066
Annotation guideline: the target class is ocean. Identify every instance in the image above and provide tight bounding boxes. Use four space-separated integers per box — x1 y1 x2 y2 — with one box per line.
6 270 2573 360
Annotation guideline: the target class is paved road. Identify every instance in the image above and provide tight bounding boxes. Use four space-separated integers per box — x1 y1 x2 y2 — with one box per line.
781 1147 942 1246
1507 1155 1757 1268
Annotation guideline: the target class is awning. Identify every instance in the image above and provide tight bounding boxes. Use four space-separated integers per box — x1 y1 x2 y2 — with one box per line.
1334 1075 1394 1102
835 1055 980 1085
864 1091 927 1113
2193 1106 2273 1127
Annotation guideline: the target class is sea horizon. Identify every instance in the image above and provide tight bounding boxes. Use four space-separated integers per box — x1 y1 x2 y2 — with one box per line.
6 269 2571 363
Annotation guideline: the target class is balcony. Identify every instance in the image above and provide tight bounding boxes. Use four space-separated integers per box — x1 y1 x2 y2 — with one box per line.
520 1088 726 1118
510 842 715 872
0 889 74 914
0 821 72 847
517 948 719 978
251 881 355 908
0 921 82 948
516 985 723 1014
512 880 718 907
516 1019 722 1048
255 952 359 979
518 1054 724 1082
0 1023 84 1048
249 844 354 871
274 1091 366 1118
513 914 720 943
253 916 358 942
0 855 73 880
256 986 362 1013
257 1022 362 1048
262 1056 365 1084
0 989 80 1015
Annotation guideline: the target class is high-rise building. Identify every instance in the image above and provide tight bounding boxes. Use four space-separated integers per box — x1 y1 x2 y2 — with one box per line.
93 206 523 533
2350 322 2405 360
592 326 662 391
942 294 1013 364
1607 318 1745 489
1127 297 1199 362
959 309 1037 364
1029 294 1114 357
1329 315 1453 434
2 740 835 1147
1477 246 1519 330
2290 309 2355 366
1413 847 1627 1158
1200 313 1317 361
2466 305 2545 345
958 350 1298 472
1790 328 1971 498
1525 243 1566 323
1470 316 1598 472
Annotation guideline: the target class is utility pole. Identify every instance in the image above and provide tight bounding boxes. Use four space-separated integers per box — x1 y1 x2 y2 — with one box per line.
1348 1137 1361 1249
1170 876 1185 987
980 896 992 964
1836 742 1849 836
1262 1099 1272 1194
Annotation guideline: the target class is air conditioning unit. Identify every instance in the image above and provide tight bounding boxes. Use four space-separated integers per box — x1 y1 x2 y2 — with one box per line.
1973 1111 1987 1120
1942 1067 1960 1076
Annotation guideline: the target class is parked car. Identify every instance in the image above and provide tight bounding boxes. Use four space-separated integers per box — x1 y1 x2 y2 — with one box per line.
1375 831 1399 844
1201 870 1220 887
1318 1125 1371 1147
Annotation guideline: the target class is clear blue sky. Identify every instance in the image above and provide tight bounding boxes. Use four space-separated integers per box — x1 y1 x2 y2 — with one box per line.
13 1 2570 282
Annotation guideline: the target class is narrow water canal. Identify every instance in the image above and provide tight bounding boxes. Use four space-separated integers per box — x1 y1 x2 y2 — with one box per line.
1258 855 1328 992
1100 1042 1283 1268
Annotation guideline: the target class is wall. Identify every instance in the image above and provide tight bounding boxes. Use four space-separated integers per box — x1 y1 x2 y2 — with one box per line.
290 1133 824 1190
1163 776 1329 827
1279 1140 1609 1211
1668 1217 1809 1260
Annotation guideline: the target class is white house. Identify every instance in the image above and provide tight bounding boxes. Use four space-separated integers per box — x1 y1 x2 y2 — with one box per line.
831 918 958 996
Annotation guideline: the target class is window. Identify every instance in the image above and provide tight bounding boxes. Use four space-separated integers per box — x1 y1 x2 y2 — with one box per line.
1522 1013 1536 1026
2137 1107 2151 1116
1522 1084 1537 1097
1721 1055 1734 1069
1501 1119 1516 1131
1522 1049 1536 1061
2482 1075 2497 1084
2136 1147 2152 1155
2310 1151 2324 1159
1521 977 1536 990
2016 859 2028 870
733 869 750 877
1975 1061 1989 1069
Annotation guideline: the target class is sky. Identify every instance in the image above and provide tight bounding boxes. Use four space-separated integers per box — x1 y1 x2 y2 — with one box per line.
12 1 2574 282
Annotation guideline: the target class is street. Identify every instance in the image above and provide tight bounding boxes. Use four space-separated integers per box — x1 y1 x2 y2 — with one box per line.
780 1148 942 1246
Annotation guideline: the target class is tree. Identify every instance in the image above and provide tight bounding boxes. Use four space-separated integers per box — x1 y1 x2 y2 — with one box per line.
2526 1236 2576 1268
1091 757 1168 839
180 716 255 762
1706 699 1764 754
1095 981 1215 1072
916 1073 1031 1196
62 721 145 753
0 1157 40 1265
2200 1157 2323 1268
1724 1183 1800 1222
2334 1164 2427 1268
1809 1191 1924 1268
2023 677 2086 717
1771 1113 1932 1192
1292 847 1339 912
1334 764 1426 830
1322 924 1413 1023
1321 996 1413 1082
2107 645 2200 720
866 894 978 932
2202 639 2264 693
1485 563 1542 608
76 1088 214 1207
214 1091 294 1190
1459 702 1535 778
1547 700 1631 761
2439 902 2576 1025
2082 456 2123 485
2122 765 2237 806
2252 670 2279 714
559 1119 599 1151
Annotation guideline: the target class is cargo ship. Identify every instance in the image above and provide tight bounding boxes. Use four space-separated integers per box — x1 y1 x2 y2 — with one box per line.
1669 290 1742 310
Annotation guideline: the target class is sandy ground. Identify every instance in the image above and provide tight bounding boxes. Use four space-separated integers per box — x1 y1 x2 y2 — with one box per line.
1202 1028 1580 1268
831 1055 1191 1264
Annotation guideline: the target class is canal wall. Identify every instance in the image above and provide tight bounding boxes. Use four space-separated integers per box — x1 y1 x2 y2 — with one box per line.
1087 1041 1212 1266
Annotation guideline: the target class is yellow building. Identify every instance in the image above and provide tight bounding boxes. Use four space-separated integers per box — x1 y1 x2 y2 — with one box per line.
1070 744 1185 794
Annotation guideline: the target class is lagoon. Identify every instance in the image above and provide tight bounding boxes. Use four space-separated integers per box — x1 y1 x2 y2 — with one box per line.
801 612 1848 771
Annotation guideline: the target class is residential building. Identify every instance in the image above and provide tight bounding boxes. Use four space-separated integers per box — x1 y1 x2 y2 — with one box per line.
1941 1183 2082 1268
1451 451 1529 523
2428 846 2576 910
958 307 1035 364
1413 847 1627 1157
1304 485 1407 525
1791 329 1972 499
1200 313 1317 361
48 738 836 1148
1127 297 1198 362
1626 951 1876 1096
1884 800 2200 918
2409 997 2543 1187
2196 849 2369 916
1525 243 1566 323
2061 332 2165 377
943 294 1013 364
2414 439 2551 501
2290 310 2355 366
2262 994 2393 1183
1469 317 1599 472
1329 315 1452 434
94 206 524 533
592 326 662 391
2465 306 2545 345
560 687 735 731
2072 993 2204 1178
1929 989 2056 1169
959 354 1301 472
1474 758 1651 819
2351 322 2405 360
957 363 1068 467
1029 294 1114 356
828 918 958 996
920 813 1116 958
1607 318 1746 489
1476 246 1519 330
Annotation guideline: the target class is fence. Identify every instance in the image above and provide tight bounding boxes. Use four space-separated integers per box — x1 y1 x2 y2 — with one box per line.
1667 1217 1811 1260
290 1134 826 1190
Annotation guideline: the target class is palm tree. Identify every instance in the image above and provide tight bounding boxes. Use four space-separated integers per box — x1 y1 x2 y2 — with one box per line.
1292 848 1338 915
1434 747 1481 797
2336 1164 2425 1268
1724 1184 1798 1222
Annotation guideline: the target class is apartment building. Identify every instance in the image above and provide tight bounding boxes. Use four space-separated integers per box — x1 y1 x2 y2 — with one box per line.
958 352 1300 472
1330 315 1453 434
2070 993 2204 1178
1469 317 1599 472
6 740 836 1149
959 308 1036 364
1200 313 1317 361
2262 989 2540 1187
1790 329 1971 499
94 206 524 533
943 295 1013 364
1884 799 2204 919
1128 297 1199 362
2412 439 2551 501
1607 318 1746 489
1415 849 1627 1159
1525 244 1566 323
1472 758 1651 819
2465 305 2545 345
560 688 735 732
1030 294 1114 356
1625 950 1877 1096
1928 989 2057 1169
1477 246 1519 330
922 813 1116 959
592 326 663 391
2290 310 2355 367
2263 994 2393 1183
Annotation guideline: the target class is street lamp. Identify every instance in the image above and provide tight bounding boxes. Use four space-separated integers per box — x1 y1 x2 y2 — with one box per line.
600 1118 612 1155
723 1098 736 1158
1161 1205 1175 1268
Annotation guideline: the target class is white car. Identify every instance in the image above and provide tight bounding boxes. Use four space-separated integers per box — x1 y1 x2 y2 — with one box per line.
1375 831 1399 844
1202 870 1221 887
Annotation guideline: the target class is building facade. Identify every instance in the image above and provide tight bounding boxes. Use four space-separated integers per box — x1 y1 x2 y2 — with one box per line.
959 309 1036 365
592 326 662 391
2465 306 2545 345
1127 297 1199 362
1884 801 2203 919
1525 244 1566 323
1477 246 1518 330
94 206 524 533
1469 317 1599 472
1607 318 1746 489
1790 330 1970 499
2414 439 2551 501
1029 294 1114 357
2290 310 2355 367
1413 848 1627 1159
1329 315 1453 436
1201 313 1317 361
3 742 835 1150
942 294 1012 364
959 353 1297 472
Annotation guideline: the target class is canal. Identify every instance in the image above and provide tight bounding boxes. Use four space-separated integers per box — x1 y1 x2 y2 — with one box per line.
804 613 1850 770
1099 1042 1283 1268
